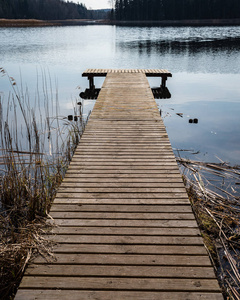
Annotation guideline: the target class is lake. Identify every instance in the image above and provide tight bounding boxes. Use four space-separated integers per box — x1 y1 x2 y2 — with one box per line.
1 25 240 165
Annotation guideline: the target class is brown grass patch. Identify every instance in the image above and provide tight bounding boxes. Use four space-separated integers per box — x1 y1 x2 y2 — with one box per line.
0 18 57 27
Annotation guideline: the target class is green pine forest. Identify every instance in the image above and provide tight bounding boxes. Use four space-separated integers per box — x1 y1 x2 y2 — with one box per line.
0 0 89 20
114 0 240 21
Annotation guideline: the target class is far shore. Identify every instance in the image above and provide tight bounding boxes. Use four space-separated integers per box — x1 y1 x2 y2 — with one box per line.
1 18 240 27
0 18 107 27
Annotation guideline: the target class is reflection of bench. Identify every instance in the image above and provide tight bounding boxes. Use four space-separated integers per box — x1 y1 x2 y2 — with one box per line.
80 69 172 99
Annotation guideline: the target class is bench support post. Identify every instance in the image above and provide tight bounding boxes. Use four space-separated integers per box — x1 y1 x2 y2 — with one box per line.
161 76 167 88
88 76 95 90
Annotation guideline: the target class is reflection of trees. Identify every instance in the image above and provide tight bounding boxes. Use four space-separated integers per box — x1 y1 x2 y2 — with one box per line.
118 38 240 55
116 36 240 73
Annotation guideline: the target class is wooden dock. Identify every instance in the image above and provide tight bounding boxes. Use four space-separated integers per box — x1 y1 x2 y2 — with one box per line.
15 70 223 300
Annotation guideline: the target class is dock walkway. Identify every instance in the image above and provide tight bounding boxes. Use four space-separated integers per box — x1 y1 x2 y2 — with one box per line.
16 70 223 299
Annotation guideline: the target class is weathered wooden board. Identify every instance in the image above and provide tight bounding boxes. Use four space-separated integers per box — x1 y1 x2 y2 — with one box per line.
15 290 224 300
54 192 189 199
37 244 208 255
48 226 200 235
19 277 220 291
49 211 195 220
46 235 203 244
15 70 223 300
25 265 216 278
32 253 213 266
53 198 191 205
61 177 184 183
48 219 199 227
50 204 193 212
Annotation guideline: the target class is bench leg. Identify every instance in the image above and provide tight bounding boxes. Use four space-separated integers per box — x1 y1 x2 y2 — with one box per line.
161 76 167 88
88 76 95 90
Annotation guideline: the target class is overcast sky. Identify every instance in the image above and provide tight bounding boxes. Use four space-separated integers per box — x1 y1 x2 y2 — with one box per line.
72 0 112 10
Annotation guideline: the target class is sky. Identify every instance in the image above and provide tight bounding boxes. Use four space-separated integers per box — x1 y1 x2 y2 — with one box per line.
72 0 112 10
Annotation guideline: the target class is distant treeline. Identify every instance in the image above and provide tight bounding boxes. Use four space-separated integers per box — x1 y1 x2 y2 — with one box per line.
0 0 108 20
115 0 240 21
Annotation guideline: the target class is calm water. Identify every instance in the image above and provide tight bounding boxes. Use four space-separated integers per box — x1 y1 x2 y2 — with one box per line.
1 25 240 164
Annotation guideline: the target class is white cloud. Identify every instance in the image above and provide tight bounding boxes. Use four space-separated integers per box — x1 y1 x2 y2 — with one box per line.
71 0 112 9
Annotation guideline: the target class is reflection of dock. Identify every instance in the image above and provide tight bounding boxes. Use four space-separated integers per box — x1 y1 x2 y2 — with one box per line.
16 70 223 299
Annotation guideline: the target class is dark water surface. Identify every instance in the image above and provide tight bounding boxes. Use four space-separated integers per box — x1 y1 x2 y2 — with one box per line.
1 25 240 164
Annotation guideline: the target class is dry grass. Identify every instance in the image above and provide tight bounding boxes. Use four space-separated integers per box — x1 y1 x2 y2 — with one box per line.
0 217 56 299
0 19 57 27
0 18 100 28
178 157 240 300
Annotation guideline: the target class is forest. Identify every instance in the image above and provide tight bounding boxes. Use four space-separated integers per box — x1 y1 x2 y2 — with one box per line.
115 0 240 21
0 0 89 20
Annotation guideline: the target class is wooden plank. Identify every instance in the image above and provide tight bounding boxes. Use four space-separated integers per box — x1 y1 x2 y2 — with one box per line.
15 290 224 300
68 162 180 166
53 198 191 205
85 124 165 126
79 137 171 140
66 169 181 174
49 226 200 236
74 150 174 153
25 265 216 278
33 254 212 266
77 143 172 146
70 159 177 164
19 277 220 291
50 204 193 212
83 132 169 135
49 212 195 220
61 178 184 183
42 244 207 255
63 173 182 178
67 168 182 174
70 155 175 159
55 193 189 199
62 177 184 182
59 182 185 188
83 128 167 131
49 219 198 227
57 187 187 193
47 235 203 245
74 152 175 155
67 166 180 171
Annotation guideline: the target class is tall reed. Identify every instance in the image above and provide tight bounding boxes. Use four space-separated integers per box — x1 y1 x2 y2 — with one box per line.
0 68 86 298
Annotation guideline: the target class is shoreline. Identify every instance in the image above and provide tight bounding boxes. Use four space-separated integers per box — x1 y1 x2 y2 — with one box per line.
1 18 240 27
111 18 240 26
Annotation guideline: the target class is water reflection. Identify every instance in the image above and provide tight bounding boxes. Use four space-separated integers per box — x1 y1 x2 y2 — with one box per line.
1 25 240 166
120 37 240 53
157 99 240 165
116 26 240 73
116 25 240 44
